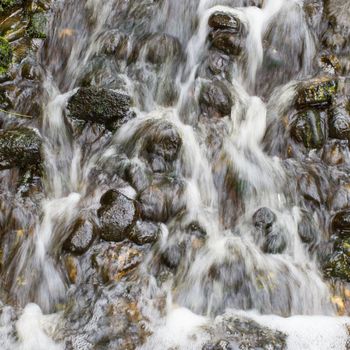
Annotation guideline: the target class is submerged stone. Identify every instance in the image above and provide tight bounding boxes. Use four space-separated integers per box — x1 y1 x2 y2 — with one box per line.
262 231 287 254
98 190 138 242
143 122 182 172
329 106 350 141
199 80 233 118
210 30 244 56
0 127 41 170
252 207 276 235
291 110 325 149
130 33 182 65
67 87 135 130
129 220 160 245
296 77 337 109
63 218 95 255
298 210 319 244
144 33 182 65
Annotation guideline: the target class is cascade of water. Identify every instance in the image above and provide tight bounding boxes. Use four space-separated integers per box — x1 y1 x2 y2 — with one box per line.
1 0 350 348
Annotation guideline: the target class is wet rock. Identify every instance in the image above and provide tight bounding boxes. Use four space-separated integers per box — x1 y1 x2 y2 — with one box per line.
67 87 135 130
187 221 207 238
143 122 182 172
320 55 341 75
93 241 144 283
130 33 182 65
324 249 350 282
321 140 349 166
139 185 166 222
328 184 350 212
262 231 287 254
298 173 322 205
139 179 186 222
291 110 325 149
161 244 182 269
63 218 95 255
102 30 128 59
207 51 230 76
203 314 287 350
296 77 337 109
199 80 233 118
0 36 12 74
145 33 182 65
97 190 138 242
210 30 244 56
124 161 152 192
331 210 350 238
208 12 241 32
129 220 159 245
0 127 41 170
252 207 276 235
298 210 319 244
329 106 350 141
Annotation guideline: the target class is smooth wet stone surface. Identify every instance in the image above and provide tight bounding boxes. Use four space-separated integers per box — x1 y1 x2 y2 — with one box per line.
98 190 138 242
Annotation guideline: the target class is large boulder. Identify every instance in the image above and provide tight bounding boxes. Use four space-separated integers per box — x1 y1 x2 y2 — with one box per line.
97 190 138 242
0 127 41 170
67 87 135 130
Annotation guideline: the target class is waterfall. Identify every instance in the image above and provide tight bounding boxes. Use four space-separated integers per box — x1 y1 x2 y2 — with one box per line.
0 0 349 349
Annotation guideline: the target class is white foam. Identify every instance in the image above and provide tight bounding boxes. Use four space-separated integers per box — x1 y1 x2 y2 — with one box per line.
16 304 63 350
236 310 350 350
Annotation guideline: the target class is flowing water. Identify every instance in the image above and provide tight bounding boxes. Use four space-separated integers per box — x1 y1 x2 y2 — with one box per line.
0 0 350 349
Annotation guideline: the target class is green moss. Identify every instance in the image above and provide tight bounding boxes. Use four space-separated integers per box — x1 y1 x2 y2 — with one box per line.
296 78 338 109
0 36 12 74
27 12 47 39
291 110 325 149
0 0 16 12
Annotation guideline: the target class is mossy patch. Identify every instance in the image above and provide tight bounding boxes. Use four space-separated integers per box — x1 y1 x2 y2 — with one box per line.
296 77 338 109
0 36 12 74
27 12 47 39
0 0 17 13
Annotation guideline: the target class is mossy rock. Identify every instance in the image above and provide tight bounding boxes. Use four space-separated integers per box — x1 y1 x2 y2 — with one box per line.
27 12 47 39
291 109 325 149
0 36 12 74
0 127 42 170
296 77 338 109
324 249 350 281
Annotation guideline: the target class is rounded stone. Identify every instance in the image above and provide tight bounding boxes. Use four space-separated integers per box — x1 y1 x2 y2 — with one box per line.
98 190 138 242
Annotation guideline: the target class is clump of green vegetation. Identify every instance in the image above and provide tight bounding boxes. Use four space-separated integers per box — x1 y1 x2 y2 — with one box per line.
27 12 47 39
0 0 16 13
0 36 12 74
